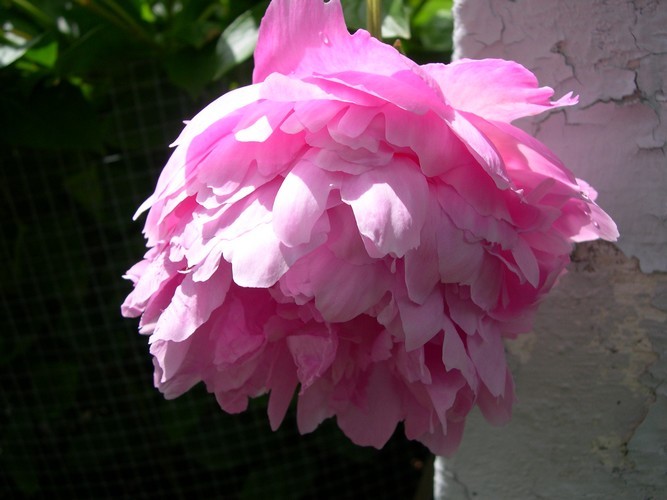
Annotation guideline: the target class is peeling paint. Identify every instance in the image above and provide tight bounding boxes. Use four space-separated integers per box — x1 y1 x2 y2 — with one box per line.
443 3 667 496
453 0 667 273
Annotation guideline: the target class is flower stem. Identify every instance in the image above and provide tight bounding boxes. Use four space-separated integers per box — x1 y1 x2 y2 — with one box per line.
366 0 382 39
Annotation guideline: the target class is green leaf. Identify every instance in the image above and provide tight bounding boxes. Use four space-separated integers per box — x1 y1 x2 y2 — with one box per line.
214 9 259 79
0 32 42 68
412 0 453 52
384 0 411 39
24 40 58 68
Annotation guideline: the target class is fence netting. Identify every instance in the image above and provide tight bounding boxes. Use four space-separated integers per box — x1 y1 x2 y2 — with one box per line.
0 62 431 499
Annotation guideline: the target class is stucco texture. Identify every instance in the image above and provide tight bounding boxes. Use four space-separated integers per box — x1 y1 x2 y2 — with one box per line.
440 1 667 498
454 0 666 273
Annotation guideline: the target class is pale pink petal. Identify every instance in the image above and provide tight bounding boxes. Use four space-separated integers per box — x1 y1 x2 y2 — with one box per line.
510 236 540 287
419 419 465 457
150 264 231 343
425 370 465 431
306 248 393 322
211 296 266 366
223 222 289 288
151 340 201 398
121 249 183 317
445 285 480 336
341 158 429 258
272 160 338 246
134 85 263 220
470 255 503 311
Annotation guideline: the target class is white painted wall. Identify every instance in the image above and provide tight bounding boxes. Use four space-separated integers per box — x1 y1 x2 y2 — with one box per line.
437 1 667 498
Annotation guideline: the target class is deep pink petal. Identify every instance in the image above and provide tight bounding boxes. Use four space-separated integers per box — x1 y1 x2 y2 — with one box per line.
442 320 477 388
424 58 577 122
267 345 299 430
467 328 507 398
286 325 338 390
398 288 445 351
336 363 403 449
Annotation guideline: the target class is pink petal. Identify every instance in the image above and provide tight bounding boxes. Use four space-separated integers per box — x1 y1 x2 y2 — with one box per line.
404 217 440 304
477 368 515 426
436 214 484 284
341 157 429 258
384 107 472 177
297 378 335 433
424 58 577 122
470 254 503 311
467 328 507 398
442 319 477 388
150 339 201 398
267 345 299 430
287 326 338 390
397 288 445 351
134 85 263 220
306 248 393 322
121 248 183 317
224 222 289 288
447 110 510 189
272 160 338 246
150 264 232 343
211 296 265 366
253 0 417 83
336 363 402 449
425 370 465 431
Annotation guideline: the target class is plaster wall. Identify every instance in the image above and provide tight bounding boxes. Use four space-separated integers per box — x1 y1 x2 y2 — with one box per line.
438 1 667 498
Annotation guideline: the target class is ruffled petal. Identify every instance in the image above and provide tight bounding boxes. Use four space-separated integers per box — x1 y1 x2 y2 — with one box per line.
424 58 577 122
254 0 416 82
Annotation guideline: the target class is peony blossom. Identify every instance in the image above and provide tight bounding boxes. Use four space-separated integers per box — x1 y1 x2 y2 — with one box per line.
122 0 618 455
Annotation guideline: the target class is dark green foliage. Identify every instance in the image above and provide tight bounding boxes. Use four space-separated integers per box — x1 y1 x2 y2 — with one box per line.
0 1 451 497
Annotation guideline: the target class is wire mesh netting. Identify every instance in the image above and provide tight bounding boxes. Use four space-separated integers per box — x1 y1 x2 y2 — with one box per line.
1 62 432 499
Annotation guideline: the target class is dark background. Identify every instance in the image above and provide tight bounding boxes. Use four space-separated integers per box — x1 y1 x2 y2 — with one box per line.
0 1 452 497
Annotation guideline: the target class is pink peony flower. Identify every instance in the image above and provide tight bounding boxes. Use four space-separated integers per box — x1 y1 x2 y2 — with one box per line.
122 0 618 455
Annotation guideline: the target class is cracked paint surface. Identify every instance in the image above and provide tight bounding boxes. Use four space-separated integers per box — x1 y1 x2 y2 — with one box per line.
438 1 667 497
454 0 667 273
